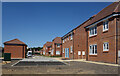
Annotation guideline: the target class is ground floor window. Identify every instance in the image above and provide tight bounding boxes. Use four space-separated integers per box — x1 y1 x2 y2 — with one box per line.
43 51 45 55
89 44 97 55
51 49 54 55
63 48 64 53
82 51 85 56
103 42 109 51
56 51 60 55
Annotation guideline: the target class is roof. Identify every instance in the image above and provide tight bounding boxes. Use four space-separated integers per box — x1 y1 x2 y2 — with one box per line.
86 2 120 27
52 37 62 43
4 39 27 45
62 16 95 39
45 42 52 47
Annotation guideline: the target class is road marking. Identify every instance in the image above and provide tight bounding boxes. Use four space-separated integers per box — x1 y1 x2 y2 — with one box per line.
11 60 21 66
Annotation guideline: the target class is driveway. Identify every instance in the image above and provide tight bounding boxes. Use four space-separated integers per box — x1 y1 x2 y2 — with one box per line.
12 56 66 66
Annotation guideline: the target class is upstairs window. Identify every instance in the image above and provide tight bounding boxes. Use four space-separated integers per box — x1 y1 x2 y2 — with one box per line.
57 44 60 47
89 26 97 37
103 42 109 51
68 36 69 40
63 39 64 43
89 44 97 55
71 34 73 40
103 20 109 32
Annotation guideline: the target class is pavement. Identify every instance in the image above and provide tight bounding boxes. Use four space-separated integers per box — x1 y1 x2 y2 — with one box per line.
53 57 119 67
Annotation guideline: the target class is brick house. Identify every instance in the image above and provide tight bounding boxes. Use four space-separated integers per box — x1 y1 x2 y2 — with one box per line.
4 39 27 59
62 17 94 59
62 31 74 59
73 17 95 59
43 42 52 56
84 2 120 64
51 37 62 56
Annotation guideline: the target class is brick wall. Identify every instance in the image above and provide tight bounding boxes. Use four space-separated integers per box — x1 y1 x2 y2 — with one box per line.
4 45 26 58
87 17 117 63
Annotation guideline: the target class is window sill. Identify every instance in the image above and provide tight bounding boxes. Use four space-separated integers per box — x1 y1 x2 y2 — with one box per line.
89 34 97 38
103 50 109 53
89 54 97 57
103 30 108 33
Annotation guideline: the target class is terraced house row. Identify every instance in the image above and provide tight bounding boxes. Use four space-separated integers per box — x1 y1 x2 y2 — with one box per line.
43 37 62 56
43 2 120 64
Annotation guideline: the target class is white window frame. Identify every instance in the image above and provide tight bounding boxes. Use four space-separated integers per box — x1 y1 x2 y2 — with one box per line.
63 48 64 53
103 42 109 51
82 51 85 56
71 34 73 40
68 36 69 40
103 20 109 32
78 51 81 56
70 46 73 53
63 39 64 43
56 51 60 55
89 26 97 37
57 44 60 48
89 44 97 55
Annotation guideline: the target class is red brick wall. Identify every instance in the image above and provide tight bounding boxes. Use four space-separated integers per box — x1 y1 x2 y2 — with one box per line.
52 41 62 56
62 36 74 59
87 17 117 63
73 22 89 59
4 45 26 58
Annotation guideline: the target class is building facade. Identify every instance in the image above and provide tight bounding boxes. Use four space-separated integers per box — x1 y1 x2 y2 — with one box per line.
4 39 27 59
85 2 120 64
62 31 74 59
61 2 120 64
51 37 62 56
43 42 52 56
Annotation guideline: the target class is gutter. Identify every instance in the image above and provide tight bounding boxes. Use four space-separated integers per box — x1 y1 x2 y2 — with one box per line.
116 16 118 64
85 13 120 29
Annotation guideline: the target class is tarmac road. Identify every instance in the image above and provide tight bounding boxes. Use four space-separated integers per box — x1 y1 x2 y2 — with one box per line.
2 56 119 74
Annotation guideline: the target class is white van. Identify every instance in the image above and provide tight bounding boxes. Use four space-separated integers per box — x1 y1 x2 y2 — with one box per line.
27 51 32 57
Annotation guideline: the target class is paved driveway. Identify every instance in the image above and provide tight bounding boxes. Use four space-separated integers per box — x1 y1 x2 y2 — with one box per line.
12 56 65 66
21 56 58 62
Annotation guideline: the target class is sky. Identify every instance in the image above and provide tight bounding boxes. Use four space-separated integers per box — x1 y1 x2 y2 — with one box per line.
2 2 112 47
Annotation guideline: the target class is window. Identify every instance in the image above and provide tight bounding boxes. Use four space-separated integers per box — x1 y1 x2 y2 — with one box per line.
68 37 69 40
43 51 45 55
70 46 73 53
71 34 73 40
65 39 66 42
51 49 54 55
89 26 97 37
63 40 64 43
82 51 85 55
103 42 109 51
103 20 109 31
89 44 97 55
78 51 81 55
57 44 60 47
63 48 64 53
56 51 60 55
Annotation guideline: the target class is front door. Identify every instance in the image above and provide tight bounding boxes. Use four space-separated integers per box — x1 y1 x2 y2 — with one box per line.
65 48 69 58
